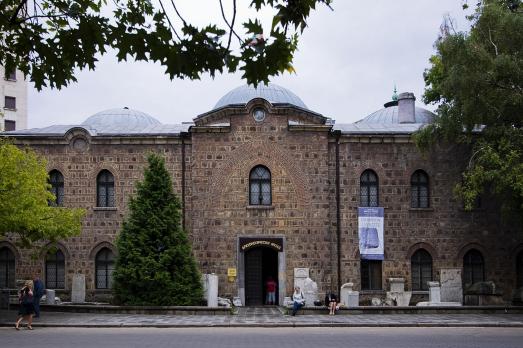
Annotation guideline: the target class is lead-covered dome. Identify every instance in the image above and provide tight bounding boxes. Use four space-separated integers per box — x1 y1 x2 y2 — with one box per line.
359 105 435 124
81 108 161 133
214 83 308 110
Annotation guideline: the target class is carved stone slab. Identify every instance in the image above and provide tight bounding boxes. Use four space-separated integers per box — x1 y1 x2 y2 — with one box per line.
71 274 85 303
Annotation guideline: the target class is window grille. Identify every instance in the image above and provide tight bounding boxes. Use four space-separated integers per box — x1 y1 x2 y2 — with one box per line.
95 248 115 289
360 170 379 207
97 170 115 207
411 170 429 208
49 170 64 206
46 250 65 289
411 249 432 291
249 166 271 205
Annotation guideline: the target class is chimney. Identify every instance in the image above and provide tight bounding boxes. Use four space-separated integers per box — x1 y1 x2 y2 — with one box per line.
398 92 416 123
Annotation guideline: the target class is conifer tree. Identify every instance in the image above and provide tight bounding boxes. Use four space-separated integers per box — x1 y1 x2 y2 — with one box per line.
113 153 203 305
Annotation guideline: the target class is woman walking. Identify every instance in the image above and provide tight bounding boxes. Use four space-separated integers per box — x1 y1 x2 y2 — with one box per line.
15 280 35 330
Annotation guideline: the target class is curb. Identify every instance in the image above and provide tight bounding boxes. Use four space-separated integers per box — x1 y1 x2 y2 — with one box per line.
2 322 523 328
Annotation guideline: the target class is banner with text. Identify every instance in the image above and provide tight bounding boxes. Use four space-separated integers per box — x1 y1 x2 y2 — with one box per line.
358 207 384 260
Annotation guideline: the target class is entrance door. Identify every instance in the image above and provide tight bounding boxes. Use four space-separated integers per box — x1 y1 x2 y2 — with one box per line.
244 247 278 306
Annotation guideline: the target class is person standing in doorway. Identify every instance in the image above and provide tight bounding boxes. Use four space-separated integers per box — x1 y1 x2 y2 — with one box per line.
33 275 45 318
265 276 277 305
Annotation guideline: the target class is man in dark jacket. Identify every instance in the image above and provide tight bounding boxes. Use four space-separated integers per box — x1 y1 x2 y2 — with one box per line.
33 275 45 318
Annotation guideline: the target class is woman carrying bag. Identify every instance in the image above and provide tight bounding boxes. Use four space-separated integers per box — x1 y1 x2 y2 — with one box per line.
15 280 35 330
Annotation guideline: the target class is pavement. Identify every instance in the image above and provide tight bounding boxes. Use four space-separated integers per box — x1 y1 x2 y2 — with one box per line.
2 307 523 328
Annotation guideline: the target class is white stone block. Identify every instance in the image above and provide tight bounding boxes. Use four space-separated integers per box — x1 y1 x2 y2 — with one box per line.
71 274 85 303
440 268 463 304
428 281 441 303
389 278 405 293
206 274 218 307
340 282 359 307
45 289 55 305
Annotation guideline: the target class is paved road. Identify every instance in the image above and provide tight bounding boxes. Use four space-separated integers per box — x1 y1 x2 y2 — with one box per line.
1 327 523 348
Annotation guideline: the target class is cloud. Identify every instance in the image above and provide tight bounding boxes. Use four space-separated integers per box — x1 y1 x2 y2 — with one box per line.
28 1 469 128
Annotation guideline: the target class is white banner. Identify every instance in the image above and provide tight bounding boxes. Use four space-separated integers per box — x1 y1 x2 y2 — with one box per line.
358 207 384 260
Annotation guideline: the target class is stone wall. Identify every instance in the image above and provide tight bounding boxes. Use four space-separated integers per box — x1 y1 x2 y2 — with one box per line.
189 103 334 298
3 104 522 303
337 137 519 300
5 136 186 301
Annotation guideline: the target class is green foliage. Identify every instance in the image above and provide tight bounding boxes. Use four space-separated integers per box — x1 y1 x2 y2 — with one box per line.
417 0 523 218
0 0 332 90
113 153 203 306
0 139 85 246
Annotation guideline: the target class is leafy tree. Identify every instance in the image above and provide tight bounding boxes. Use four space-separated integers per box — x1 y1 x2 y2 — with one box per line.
0 0 332 90
417 0 523 219
0 139 85 246
113 153 203 305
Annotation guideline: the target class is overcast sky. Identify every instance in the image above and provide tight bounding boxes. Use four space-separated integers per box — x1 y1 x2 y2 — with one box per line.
28 1 472 128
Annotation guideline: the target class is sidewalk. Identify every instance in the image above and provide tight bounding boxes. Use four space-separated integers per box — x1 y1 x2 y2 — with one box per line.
2 307 523 328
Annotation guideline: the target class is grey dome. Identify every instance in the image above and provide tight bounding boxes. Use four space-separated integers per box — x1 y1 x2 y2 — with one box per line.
214 83 308 110
358 105 435 124
82 108 161 133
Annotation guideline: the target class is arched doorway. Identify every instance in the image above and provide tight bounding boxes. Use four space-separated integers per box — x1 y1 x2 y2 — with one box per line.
239 237 284 306
244 247 279 306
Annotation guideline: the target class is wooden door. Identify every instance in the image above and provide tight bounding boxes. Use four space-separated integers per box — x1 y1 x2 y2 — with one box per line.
245 248 263 306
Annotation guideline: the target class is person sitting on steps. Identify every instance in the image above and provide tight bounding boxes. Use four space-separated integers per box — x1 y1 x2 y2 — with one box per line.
291 286 305 316
325 291 338 315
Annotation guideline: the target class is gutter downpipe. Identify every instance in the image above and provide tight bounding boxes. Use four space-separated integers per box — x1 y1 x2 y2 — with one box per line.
335 130 342 296
181 134 187 230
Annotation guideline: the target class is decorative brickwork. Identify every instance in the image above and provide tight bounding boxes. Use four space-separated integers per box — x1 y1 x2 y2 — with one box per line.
3 100 521 304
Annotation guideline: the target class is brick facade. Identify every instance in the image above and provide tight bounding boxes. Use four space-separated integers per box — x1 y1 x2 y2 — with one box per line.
2 96 522 304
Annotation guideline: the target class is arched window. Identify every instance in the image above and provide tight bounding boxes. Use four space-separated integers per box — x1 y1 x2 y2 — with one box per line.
49 170 64 206
463 249 485 287
95 248 115 289
97 170 115 207
0 247 16 288
360 170 379 207
411 170 429 208
46 249 65 289
249 166 271 205
517 251 523 288
411 249 432 291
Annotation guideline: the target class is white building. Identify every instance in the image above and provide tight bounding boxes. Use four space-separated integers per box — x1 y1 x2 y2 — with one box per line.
0 66 27 131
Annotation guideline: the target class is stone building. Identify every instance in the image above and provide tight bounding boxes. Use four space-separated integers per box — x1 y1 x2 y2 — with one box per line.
1 84 522 305
0 66 27 131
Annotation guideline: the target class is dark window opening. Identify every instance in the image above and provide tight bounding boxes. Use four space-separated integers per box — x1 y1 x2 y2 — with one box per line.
95 248 115 289
49 170 64 206
463 249 485 288
4 120 15 131
249 166 271 205
360 170 379 207
97 170 115 207
0 247 16 288
411 170 429 208
46 250 65 289
4 96 16 110
5 70 16 81
411 249 432 291
361 260 382 290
